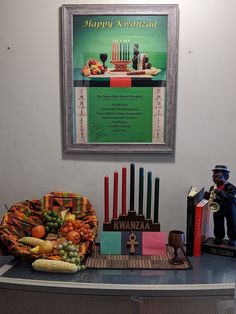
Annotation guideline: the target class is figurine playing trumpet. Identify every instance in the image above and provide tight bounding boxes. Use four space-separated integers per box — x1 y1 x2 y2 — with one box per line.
204 165 236 246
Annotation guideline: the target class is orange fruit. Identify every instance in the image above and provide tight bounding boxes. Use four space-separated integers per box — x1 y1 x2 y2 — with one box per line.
66 231 80 244
31 225 46 239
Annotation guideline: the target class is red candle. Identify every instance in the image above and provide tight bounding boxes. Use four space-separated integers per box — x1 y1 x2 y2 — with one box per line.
104 176 109 223
113 171 118 218
117 40 120 61
112 40 115 61
122 166 127 215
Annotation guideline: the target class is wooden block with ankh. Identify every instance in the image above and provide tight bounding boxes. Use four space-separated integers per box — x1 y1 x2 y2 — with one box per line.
100 231 166 255
121 231 142 255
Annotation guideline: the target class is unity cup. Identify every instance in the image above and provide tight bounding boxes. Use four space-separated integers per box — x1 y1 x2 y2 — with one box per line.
168 230 185 265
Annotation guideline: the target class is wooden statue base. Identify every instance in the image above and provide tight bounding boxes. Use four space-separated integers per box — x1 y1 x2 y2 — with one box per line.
202 237 236 258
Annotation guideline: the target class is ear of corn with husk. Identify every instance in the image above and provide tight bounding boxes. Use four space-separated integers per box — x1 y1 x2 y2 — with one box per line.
32 259 78 273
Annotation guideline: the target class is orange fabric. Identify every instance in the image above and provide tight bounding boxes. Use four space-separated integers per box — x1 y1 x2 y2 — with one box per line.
0 193 98 261
110 77 132 87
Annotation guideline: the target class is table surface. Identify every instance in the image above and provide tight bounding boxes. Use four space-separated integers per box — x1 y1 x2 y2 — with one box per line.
0 252 235 296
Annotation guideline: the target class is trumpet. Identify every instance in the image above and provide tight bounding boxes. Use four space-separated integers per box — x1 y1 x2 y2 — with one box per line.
208 185 220 212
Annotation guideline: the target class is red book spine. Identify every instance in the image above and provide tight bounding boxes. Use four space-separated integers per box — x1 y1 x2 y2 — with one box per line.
193 199 207 256
193 205 202 256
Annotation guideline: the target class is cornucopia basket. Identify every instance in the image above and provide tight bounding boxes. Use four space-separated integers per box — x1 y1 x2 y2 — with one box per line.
0 192 98 263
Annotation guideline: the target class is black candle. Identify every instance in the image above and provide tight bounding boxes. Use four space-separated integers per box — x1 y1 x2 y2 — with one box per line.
138 167 144 214
130 163 135 211
146 171 152 219
154 177 160 223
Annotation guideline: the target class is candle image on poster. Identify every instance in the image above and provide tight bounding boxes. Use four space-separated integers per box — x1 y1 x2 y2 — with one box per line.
73 15 167 144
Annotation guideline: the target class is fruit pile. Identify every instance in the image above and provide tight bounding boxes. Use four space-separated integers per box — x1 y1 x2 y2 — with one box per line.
18 210 97 270
59 220 94 243
0 193 98 273
81 58 105 76
43 211 63 234
57 240 85 269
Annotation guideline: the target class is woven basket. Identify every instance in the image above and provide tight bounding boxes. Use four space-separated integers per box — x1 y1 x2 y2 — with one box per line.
0 192 98 261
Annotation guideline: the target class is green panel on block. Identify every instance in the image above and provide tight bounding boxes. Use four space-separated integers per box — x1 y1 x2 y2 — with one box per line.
100 231 121 254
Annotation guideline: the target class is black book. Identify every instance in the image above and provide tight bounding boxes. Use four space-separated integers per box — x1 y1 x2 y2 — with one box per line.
186 186 205 256
202 237 236 258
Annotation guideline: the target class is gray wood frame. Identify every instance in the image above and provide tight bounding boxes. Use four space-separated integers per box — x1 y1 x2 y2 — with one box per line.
62 4 179 154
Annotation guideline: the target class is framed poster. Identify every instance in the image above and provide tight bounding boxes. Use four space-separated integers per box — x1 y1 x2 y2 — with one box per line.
62 4 179 153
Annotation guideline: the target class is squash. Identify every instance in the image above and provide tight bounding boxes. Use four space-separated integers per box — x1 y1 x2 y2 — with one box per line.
19 237 53 254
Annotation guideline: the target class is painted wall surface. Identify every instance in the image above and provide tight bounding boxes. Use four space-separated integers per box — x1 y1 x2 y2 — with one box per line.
1 0 236 240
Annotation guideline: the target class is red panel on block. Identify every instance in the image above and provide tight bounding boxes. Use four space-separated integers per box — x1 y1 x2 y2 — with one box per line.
110 77 132 87
142 232 166 255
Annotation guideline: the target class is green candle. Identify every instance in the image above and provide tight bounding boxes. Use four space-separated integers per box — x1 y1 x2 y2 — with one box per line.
146 171 152 219
138 167 144 214
154 177 160 223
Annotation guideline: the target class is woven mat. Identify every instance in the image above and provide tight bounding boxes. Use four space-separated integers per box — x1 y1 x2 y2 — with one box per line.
86 246 192 270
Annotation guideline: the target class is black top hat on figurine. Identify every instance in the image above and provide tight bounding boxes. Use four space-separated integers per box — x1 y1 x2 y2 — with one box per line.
211 165 230 173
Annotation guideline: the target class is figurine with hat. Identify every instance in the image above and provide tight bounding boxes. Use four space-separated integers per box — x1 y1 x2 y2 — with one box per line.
205 165 236 246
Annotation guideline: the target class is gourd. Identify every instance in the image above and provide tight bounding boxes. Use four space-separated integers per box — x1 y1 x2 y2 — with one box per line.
19 237 54 254
32 259 78 273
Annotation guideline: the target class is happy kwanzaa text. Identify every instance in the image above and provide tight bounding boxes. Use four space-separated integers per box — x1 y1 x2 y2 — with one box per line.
83 19 158 29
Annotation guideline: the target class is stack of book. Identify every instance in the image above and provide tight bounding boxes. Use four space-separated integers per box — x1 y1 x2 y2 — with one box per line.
186 186 209 256
186 186 236 257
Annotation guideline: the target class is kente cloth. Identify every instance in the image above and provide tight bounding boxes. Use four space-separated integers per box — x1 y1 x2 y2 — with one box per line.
0 192 98 260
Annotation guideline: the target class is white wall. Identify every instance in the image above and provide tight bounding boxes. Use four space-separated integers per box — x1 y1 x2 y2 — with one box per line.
1 0 236 240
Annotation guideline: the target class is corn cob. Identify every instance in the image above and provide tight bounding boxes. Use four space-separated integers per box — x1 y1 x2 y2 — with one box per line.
32 259 78 273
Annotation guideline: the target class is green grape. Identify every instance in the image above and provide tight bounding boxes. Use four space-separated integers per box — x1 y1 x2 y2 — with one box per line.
46 215 51 221
59 250 65 256
71 246 76 252
68 251 74 258
57 244 63 250
67 245 74 252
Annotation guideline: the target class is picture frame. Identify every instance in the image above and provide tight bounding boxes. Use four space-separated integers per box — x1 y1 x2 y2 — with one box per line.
62 4 179 153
